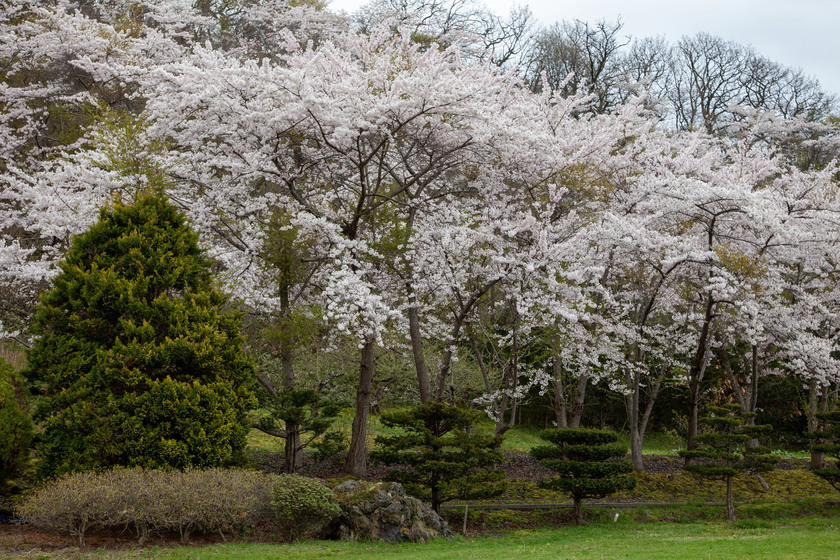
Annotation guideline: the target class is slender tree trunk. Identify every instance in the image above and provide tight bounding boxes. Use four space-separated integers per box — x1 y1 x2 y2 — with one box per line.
280 285 303 471
346 341 375 477
726 476 735 522
573 498 583 525
808 377 825 470
408 299 431 403
504 317 519 433
434 280 500 402
552 359 569 428
745 344 760 448
687 296 714 453
435 323 464 402
404 208 431 403
632 362 666 471
626 368 643 471
284 426 300 473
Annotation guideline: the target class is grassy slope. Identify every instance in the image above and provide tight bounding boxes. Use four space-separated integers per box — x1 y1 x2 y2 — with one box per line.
248 410 806 457
247 410 691 455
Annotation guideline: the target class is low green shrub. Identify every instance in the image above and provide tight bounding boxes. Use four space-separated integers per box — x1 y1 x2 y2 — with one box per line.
17 468 278 546
310 431 348 462
271 474 341 539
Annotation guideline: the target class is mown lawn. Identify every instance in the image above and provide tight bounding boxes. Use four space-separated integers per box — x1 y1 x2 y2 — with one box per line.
14 512 836 560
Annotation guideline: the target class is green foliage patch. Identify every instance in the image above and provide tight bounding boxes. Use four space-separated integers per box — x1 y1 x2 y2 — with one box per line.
271 473 341 539
24 194 255 478
531 428 635 524
0 358 32 494
370 403 506 513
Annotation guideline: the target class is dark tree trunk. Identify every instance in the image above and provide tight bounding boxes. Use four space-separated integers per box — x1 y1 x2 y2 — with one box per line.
809 377 825 470
573 498 583 525
569 372 589 428
687 295 714 453
726 477 736 522
346 340 375 477
280 284 303 471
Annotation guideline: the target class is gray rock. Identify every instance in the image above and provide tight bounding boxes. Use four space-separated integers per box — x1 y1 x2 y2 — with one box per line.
331 480 452 543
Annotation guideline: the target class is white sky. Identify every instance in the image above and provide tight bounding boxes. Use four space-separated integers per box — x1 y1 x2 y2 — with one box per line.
327 0 840 97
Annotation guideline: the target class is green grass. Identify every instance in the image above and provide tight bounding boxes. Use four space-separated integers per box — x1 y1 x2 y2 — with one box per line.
246 412 810 460
11 511 839 560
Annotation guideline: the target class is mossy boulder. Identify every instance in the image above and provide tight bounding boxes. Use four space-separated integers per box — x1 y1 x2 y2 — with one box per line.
331 480 452 543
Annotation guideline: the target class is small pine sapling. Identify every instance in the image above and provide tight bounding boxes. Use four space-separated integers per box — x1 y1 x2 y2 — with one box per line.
253 387 345 472
679 403 776 521
531 428 635 524
370 402 506 514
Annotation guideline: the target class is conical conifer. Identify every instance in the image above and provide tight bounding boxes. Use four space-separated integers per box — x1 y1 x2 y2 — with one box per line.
25 194 255 477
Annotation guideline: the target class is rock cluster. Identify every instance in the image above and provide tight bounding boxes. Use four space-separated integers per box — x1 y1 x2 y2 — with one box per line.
331 480 452 543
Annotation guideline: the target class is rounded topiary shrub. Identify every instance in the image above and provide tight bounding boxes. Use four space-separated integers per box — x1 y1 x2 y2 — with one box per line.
271 474 341 539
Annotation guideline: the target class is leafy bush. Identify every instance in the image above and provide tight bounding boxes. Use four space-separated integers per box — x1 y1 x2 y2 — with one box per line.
0 358 32 494
311 430 349 462
271 474 341 539
156 469 275 542
23 194 255 478
17 468 277 546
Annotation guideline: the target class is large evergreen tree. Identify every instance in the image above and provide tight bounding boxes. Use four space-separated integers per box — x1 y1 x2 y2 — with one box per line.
24 194 255 478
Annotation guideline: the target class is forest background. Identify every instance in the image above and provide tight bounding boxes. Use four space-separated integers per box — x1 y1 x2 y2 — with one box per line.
2 0 840 480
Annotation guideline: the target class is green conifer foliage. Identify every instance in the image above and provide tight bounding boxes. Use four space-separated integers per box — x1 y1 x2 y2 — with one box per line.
679 403 776 521
0 358 33 493
531 428 636 524
370 403 506 513
24 194 255 478
810 409 840 491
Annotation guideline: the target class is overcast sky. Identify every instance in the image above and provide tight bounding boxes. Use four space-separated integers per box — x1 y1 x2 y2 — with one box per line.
327 0 840 97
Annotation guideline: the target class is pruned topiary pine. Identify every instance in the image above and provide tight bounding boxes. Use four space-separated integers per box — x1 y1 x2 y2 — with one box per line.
809 409 840 492
23 194 255 478
253 387 346 472
370 402 506 514
0 358 33 494
531 428 636 524
679 403 776 521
